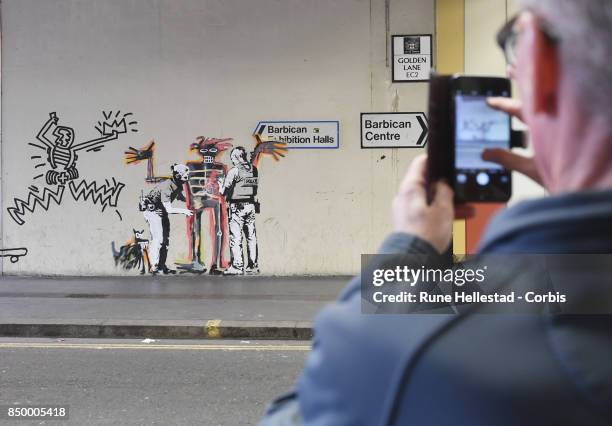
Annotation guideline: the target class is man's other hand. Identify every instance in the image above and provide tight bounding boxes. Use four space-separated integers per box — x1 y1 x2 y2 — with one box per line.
392 155 454 254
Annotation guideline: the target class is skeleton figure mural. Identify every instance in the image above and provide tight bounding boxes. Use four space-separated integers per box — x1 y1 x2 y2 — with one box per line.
36 112 133 185
221 137 287 275
179 137 234 275
139 164 192 274
7 111 136 226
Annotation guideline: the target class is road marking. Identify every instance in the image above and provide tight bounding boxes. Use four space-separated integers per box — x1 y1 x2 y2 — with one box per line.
0 343 310 351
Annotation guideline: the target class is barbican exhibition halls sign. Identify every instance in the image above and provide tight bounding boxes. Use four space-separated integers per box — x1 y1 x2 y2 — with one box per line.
392 34 432 82
361 112 428 149
254 121 339 149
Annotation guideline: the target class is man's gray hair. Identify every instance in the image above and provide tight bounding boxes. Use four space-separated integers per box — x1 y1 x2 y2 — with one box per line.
519 0 612 117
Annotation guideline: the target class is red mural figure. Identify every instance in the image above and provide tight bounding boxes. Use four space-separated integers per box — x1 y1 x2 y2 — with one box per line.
178 137 234 274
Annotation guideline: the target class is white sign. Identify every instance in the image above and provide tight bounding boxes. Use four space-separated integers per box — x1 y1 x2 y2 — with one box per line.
361 113 428 149
254 121 339 149
392 35 432 82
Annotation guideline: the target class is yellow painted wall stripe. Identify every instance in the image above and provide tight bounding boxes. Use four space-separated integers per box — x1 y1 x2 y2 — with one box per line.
436 0 465 75
436 0 466 256
452 220 466 255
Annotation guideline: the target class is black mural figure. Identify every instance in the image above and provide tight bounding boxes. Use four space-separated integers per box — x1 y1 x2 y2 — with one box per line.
140 164 192 275
35 112 134 185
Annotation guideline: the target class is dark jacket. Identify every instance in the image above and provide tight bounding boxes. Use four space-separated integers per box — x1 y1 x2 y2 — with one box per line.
261 189 612 426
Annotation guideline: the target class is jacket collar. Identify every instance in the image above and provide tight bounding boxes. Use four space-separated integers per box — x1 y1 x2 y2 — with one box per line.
478 189 612 253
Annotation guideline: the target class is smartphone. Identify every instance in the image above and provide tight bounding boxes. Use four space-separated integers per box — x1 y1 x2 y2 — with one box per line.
451 76 512 202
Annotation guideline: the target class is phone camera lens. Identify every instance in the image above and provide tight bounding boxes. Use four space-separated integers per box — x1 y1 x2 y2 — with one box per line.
476 172 490 186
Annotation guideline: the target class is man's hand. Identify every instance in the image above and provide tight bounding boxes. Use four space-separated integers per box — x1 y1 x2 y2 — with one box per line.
182 209 193 217
392 155 454 254
483 97 543 185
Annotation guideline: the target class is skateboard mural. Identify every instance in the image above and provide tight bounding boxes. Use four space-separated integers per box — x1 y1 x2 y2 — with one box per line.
0 248 28 264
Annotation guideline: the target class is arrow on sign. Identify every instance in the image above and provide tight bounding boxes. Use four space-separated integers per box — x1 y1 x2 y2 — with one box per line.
416 115 429 146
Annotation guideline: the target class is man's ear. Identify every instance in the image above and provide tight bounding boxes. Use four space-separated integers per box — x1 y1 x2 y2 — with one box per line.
533 21 560 115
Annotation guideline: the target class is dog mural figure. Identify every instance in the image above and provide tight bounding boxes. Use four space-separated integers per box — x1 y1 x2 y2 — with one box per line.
112 229 150 275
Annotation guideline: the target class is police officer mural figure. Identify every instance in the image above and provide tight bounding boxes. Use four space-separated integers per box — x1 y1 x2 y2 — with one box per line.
221 147 260 275
140 164 193 275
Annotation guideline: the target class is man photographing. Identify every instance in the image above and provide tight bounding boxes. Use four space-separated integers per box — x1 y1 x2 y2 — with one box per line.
261 1 612 424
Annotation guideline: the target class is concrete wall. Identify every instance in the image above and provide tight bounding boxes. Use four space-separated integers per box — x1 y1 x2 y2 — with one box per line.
1 0 434 276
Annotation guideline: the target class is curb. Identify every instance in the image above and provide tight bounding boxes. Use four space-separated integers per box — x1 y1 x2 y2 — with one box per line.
0 320 313 340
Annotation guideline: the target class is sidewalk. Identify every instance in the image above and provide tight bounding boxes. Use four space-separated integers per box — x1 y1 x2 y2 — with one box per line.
0 275 350 340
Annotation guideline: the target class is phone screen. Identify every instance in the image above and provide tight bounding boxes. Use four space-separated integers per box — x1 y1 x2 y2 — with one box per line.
453 88 511 202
